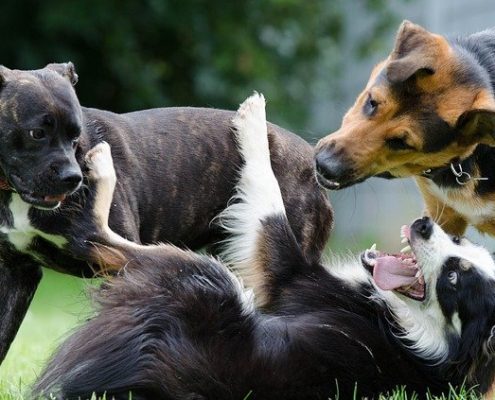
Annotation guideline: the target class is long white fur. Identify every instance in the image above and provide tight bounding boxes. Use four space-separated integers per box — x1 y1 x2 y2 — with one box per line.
217 93 286 305
86 142 256 312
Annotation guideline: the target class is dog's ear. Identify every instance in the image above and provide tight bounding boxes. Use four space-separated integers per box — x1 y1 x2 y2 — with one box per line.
386 20 437 83
0 65 12 87
45 62 78 86
456 91 495 146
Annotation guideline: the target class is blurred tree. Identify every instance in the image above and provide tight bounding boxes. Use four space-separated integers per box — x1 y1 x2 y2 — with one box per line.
0 0 400 130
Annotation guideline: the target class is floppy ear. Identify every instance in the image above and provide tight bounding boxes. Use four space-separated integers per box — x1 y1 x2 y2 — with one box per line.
456 92 495 146
45 62 78 86
386 20 437 83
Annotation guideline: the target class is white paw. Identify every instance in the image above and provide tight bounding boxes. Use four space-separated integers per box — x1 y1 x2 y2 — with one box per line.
85 141 116 183
231 92 270 162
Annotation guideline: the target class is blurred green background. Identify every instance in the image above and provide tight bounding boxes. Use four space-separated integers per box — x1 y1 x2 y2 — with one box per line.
0 0 399 132
2 0 495 398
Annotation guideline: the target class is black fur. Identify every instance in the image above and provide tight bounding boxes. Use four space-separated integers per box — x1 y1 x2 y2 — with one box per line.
33 215 495 399
0 65 333 365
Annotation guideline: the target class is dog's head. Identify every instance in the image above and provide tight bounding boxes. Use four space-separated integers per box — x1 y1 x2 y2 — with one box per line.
315 21 495 189
362 217 495 390
0 62 83 209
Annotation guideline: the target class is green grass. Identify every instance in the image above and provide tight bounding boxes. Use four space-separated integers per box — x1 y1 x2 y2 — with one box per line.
0 267 485 400
0 269 95 399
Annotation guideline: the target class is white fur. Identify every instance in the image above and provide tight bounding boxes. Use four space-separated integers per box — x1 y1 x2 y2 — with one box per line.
217 93 285 302
381 221 495 361
426 180 495 225
85 142 143 251
85 142 256 314
323 252 452 361
0 194 67 251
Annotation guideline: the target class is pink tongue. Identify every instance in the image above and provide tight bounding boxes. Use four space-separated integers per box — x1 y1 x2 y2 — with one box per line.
373 256 417 290
44 194 66 203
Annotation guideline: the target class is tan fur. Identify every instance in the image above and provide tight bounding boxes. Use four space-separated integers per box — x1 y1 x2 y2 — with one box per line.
316 21 495 238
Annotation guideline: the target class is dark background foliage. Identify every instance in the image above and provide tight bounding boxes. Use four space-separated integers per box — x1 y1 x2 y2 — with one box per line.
0 0 399 131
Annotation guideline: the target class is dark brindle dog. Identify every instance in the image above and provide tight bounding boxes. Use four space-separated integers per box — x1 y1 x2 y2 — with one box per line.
315 21 495 236
0 64 332 365
34 95 495 400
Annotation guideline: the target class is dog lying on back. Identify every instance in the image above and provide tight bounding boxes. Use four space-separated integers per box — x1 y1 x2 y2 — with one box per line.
34 94 495 400
315 20 495 237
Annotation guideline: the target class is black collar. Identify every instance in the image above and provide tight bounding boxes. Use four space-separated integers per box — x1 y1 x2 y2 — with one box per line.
422 157 488 187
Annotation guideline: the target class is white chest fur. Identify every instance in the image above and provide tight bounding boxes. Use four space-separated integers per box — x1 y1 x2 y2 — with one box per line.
425 180 495 225
0 194 68 251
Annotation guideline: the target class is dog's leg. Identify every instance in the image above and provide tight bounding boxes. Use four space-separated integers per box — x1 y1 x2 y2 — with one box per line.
0 252 42 363
218 93 307 307
83 142 194 271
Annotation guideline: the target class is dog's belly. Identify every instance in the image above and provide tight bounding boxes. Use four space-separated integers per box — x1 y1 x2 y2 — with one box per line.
426 181 495 225
0 194 67 252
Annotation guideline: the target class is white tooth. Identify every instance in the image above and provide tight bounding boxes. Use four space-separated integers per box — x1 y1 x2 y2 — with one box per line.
401 237 408 244
370 243 376 251
401 245 411 253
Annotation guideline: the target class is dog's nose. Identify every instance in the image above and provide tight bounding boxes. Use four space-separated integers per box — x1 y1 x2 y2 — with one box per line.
59 168 83 191
315 150 351 186
411 216 433 240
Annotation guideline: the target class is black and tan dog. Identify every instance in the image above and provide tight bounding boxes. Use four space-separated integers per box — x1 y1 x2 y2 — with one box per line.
314 21 495 236
0 64 332 365
34 95 495 400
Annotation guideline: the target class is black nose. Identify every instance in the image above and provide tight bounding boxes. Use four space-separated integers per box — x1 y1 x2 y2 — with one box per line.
58 168 82 191
411 216 433 240
315 150 351 184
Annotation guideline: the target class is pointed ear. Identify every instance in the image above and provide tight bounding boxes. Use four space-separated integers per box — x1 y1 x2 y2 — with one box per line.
45 62 78 86
456 91 495 146
386 20 437 83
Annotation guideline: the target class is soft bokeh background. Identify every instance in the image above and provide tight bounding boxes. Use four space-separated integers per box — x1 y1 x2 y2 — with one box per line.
1 0 495 396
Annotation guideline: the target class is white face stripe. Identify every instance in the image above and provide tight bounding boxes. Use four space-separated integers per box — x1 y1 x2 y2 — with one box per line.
413 223 495 282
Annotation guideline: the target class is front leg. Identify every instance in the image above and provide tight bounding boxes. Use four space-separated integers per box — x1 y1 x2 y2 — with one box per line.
0 248 42 363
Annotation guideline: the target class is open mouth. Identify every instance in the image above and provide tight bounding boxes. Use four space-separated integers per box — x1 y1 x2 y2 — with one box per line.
361 225 426 301
18 191 67 210
7 173 71 210
315 172 367 191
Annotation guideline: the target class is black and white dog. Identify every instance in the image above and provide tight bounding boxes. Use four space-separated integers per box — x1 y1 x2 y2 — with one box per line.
0 64 332 365
34 94 495 399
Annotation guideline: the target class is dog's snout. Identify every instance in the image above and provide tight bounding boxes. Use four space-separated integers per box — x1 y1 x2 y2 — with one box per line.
315 146 352 186
411 216 433 240
60 168 83 189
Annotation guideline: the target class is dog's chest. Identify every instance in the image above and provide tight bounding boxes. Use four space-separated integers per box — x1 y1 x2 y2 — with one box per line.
0 194 67 252
426 181 495 224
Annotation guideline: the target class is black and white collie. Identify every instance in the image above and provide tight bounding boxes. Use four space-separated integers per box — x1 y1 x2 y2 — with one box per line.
34 94 495 399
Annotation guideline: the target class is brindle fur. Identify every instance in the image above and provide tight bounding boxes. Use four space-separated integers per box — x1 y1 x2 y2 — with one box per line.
0 64 333 365
315 20 495 237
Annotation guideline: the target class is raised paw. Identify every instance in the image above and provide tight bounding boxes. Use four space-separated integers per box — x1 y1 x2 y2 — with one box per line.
85 141 116 184
231 92 270 164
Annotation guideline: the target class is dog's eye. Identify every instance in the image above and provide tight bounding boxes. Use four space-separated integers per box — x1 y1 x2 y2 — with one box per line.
386 136 414 151
452 236 462 245
364 94 379 116
29 129 45 140
72 138 79 149
448 271 458 286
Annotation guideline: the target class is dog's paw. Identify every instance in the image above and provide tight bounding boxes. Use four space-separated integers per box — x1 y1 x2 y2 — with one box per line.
85 142 116 183
231 92 270 162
